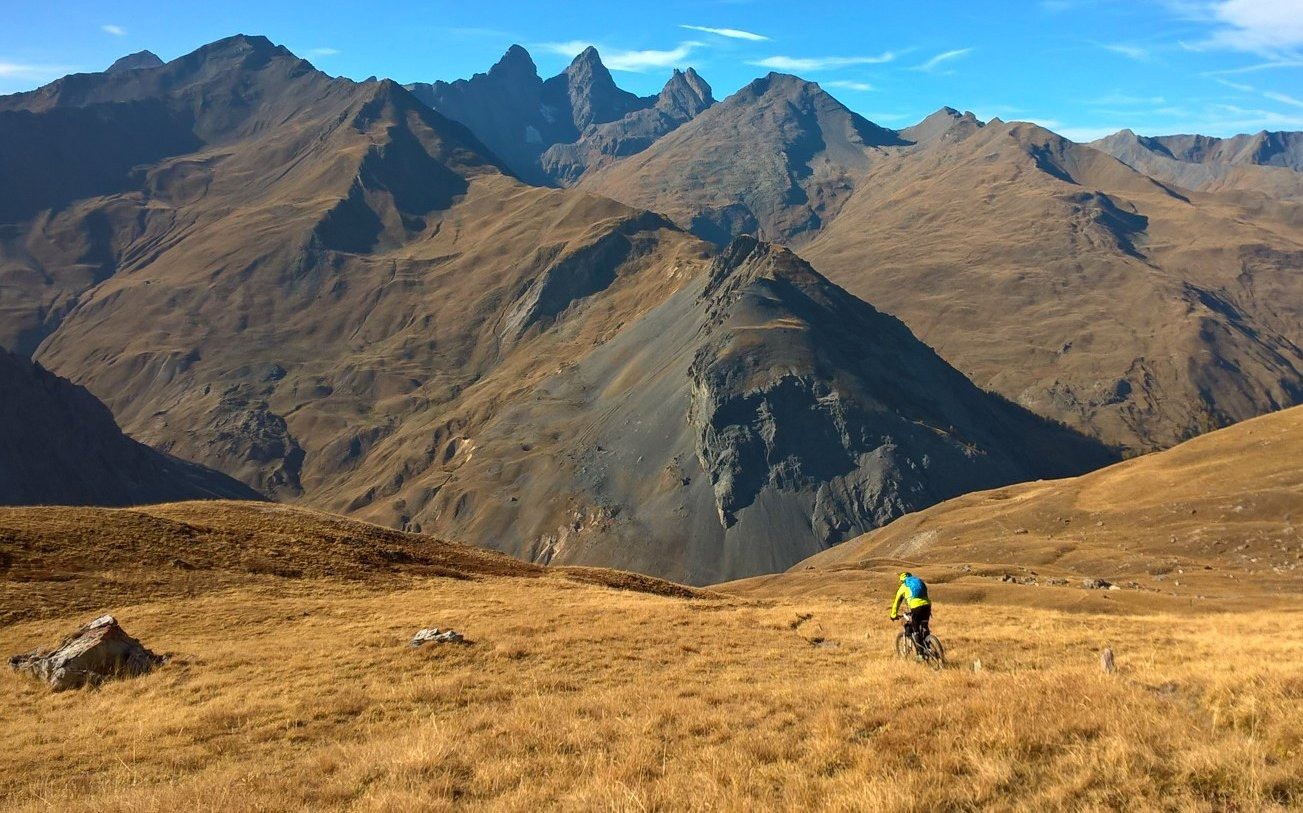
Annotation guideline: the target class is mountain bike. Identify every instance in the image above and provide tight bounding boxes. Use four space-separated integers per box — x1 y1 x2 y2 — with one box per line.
894 610 945 669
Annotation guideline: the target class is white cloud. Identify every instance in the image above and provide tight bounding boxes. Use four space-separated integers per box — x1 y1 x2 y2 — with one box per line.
824 80 874 91
102 24 126 36
911 48 974 73
863 111 914 122
536 40 701 72
748 51 896 71
1213 76 1255 90
1263 89 1303 107
1205 57 1303 74
1087 93 1167 105
0 60 77 79
306 48 341 57
1056 99 1303 142
679 24 769 42
1098 43 1152 60
1173 0 1303 56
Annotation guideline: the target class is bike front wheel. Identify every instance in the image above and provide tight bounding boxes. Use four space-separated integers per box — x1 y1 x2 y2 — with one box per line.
894 631 914 660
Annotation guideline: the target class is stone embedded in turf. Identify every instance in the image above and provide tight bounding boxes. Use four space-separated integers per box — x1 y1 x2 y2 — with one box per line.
409 628 467 647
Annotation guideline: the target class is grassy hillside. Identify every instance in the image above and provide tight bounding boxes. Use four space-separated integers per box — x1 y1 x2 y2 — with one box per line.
2 500 1301 810
759 405 1302 607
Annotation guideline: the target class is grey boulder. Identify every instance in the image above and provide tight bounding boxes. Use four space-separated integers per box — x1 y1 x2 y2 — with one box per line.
9 615 166 691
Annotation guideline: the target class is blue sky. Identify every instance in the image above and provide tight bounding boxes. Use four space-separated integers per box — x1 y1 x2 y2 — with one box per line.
3 0 1302 140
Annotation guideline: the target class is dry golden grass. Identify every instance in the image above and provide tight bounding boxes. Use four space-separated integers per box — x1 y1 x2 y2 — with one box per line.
792 405 1303 608
2 569 1300 811
0 501 701 625
3 496 1300 810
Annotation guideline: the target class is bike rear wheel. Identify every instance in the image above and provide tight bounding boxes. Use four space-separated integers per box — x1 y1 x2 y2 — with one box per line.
922 635 946 669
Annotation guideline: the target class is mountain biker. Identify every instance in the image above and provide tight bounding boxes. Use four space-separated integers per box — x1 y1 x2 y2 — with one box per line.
889 571 932 649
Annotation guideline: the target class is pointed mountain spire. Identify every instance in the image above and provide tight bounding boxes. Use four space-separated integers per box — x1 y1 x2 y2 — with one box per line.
657 67 715 119
489 44 538 80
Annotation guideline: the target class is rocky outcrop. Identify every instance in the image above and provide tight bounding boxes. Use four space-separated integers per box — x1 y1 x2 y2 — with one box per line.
9 615 166 691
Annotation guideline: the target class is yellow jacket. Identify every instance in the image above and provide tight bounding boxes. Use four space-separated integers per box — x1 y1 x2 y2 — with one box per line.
891 577 931 617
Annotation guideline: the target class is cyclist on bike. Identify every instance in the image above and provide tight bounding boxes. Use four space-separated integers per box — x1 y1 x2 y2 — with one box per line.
889 571 932 649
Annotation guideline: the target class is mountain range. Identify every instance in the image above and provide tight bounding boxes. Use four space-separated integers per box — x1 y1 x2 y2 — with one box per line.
0 36 1299 582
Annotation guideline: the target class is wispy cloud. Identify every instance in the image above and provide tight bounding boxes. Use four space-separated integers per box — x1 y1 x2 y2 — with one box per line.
824 80 874 91
537 40 701 72
1097 42 1152 60
0 60 78 79
1087 93 1167 106
1173 0 1303 57
444 27 514 39
911 48 974 73
679 24 768 42
306 48 341 57
1204 58 1303 74
863 111 914 122
748 51 896 71
102 24 126 36
1055 98 1303 142
1263 89 1303 108
1213 76 1255 91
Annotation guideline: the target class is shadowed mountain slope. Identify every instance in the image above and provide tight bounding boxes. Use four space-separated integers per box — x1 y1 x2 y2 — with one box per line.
0 347 259 506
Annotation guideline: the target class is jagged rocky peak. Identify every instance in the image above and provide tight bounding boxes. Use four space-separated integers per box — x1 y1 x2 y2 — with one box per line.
567 46 609 78
488 44 539 81
747 71 811 97
194 33 280 59
901 106 984 144
106 50 164 73
550 45 642 129
658 67 714 117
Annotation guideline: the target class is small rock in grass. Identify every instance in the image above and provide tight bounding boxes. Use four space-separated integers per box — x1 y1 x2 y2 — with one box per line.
409 628 467 647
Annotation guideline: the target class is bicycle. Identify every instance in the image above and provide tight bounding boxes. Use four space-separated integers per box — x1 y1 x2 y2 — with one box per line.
894 610 946 669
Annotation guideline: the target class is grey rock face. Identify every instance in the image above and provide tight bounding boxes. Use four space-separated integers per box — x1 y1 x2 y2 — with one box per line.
683 237 1116 550
10 615 166 691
